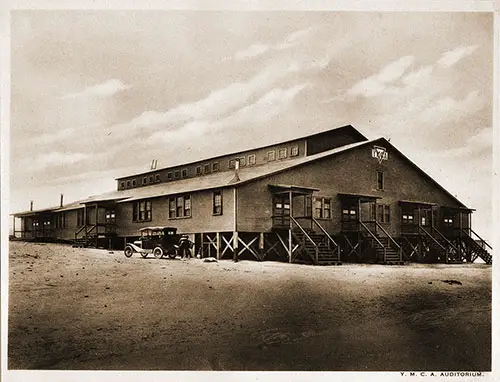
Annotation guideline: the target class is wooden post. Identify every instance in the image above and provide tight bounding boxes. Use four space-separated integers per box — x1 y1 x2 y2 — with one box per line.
12 216 15 238
289 191 293 263
201 233 204 258
259 232 264 261
216 232 220 260
233 231 238 262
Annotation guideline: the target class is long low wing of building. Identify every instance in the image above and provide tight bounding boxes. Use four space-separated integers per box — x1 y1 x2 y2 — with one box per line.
11 125 492 265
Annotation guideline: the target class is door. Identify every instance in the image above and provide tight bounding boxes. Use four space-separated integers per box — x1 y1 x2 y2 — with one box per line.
272 195 290 229
341 202 358 232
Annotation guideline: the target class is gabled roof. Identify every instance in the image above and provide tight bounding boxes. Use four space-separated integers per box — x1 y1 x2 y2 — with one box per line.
13 136 468 216
115 124 367 180
12 200 84 217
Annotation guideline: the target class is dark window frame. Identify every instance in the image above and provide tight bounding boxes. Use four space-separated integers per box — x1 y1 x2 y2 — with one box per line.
376 171 384 190
213 190 223 215
278 148 287 160
267 151 276 161
314 197 332 219
168 194 192 219
133 199 152 222
290 146 299 156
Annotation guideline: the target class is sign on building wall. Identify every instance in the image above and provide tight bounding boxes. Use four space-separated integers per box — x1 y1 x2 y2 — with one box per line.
372 145 388 164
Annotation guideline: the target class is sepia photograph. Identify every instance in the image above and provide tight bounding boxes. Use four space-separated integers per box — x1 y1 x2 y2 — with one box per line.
1 1 496 381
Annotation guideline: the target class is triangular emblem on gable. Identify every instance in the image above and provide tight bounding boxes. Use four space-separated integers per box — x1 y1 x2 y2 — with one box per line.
371 145 388 164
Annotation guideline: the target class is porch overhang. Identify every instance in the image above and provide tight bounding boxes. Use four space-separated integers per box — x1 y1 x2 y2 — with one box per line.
399 200 437 208
268 184 319 195
337 193 381 202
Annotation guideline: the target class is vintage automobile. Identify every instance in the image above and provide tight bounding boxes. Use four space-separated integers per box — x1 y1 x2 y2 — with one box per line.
123 226 193 259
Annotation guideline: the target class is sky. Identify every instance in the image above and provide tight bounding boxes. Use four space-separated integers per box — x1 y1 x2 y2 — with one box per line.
8 10 494 239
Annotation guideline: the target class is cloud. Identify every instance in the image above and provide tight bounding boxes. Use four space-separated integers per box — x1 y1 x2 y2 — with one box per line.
437 45 479 68
147 83 309 144
347 56 415 97
401 65 434 87
33 151 88 170
61 79 131 99
125 62 302 129
233 27 313 61
234 43 270 61
418 90 485 123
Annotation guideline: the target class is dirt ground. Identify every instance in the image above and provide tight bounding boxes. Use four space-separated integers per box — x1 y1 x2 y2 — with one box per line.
7 241 491 371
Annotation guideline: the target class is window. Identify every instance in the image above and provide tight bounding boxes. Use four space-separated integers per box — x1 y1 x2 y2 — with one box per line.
142 177 147 185
377 204 391 223
155 174 160 182
181 169 188 178
120 181 125 189
444 217 454 226
204 164 211 174
248 155 256 165
174 170 180 179
268 151 276 161
278 148 287 159
196 166 202 175
133 200 152 222
132 179 137 187
212 162 219 172
290 146 299 156
402 214 414 224
314 197 331 219
342 207 357 221
169 195 191 218
105 209 116 224
376 171 384 190
149 175 154 183
167 172 173 180
229 159 236 169
77 209 84 226
213 191 223 215
239 157 246 167
126 180 131 188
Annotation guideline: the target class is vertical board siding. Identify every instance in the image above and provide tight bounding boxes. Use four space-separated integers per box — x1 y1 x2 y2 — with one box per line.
115 188 235 237
236 143 463 235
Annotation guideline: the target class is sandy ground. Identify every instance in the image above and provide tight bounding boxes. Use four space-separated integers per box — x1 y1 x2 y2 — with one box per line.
7 241 491 371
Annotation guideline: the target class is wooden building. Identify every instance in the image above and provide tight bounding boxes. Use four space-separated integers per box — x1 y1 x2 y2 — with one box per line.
12 125 492 265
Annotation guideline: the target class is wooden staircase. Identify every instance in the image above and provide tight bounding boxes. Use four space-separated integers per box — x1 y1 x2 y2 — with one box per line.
359 221 403 265
293 229 341 265
460 229 492 265
419 226 462 263
73 224 98 248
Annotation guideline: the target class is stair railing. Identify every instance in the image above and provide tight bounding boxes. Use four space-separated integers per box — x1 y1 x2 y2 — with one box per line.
291 216 319 263
418 225 447 251
462 228 492 250
74 225 87 241
374 221 402 261
431 226 460 261
359 220 386 262
312 217 340 260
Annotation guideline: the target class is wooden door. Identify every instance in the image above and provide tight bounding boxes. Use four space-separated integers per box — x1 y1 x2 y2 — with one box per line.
272 195 290 229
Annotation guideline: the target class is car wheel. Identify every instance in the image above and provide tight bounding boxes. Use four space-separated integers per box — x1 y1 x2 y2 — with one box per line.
124 245 134 258
153 247 164 259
